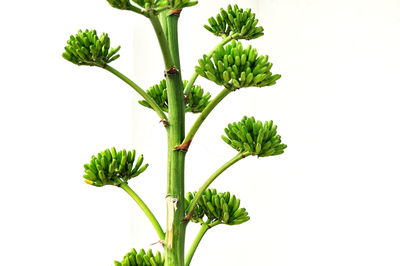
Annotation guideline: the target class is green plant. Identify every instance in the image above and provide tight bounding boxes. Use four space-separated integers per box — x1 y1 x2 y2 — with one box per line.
62 2 286 265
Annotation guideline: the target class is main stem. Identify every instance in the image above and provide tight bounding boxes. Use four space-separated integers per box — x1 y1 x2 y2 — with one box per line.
152 10 186 266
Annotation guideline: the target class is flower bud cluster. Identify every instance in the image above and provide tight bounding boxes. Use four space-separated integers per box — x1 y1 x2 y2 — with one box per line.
83 148 148 187
62 29 120 67
185 189 250 226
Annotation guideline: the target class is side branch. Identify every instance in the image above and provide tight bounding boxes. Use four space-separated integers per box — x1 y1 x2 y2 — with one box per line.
184 152 250 220
181 87 231 150
184 220 221 266
120 182 166 241
104 65 168 122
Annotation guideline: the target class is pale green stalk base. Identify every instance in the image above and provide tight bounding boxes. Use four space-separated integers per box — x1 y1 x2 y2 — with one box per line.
120 182 165 241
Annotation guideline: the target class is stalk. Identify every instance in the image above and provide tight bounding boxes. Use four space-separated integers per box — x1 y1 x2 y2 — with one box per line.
181 87 231 147
104 65 168 122
150 10 186 266
119 182 165 241
164 11 186 266
184 220 221 266
185 152 250 220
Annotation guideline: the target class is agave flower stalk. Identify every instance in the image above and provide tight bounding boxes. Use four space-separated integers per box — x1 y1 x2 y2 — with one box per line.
62 2 287 266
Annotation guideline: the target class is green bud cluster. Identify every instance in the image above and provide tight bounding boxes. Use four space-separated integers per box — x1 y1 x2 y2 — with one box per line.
62 29 120 67
222 116 287 157
139 80 211 113
204 4 264 40
167 0 198 9
83 148 149 187
114 248 164 266
185 189 250 226
195 40 281 90
107 0 197 13
108 0 167 10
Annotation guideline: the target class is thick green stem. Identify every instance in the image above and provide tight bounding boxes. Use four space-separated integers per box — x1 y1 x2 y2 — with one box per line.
184 34 238 95
167 12 181 70
120 182 165 241
181 87 231 147
104 65 168 122
148 12 174 69
151 10 187 266
185 152 250 219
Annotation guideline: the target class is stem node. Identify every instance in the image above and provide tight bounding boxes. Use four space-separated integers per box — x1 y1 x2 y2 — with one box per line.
169 9 182 16
165 66 180 75
174 138 192 151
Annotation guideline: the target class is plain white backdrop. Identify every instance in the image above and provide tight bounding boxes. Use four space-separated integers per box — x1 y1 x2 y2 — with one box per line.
1 0 400 265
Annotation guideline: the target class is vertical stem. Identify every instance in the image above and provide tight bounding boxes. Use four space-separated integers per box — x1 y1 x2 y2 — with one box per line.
167 11 182 70
165 11 186 266
149 12 174 69
149 10 186 266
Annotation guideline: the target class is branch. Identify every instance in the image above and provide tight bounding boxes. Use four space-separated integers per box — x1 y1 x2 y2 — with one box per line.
120 182 165 241
184 220 221 266
184 152 250 220
104 65 168 122
180 87 231 150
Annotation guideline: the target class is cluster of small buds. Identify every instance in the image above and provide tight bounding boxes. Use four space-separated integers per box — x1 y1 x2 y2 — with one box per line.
204 4 264 40
114 248 164 266
185 189 250 226
107 0 197 14
196 40 281 90
222 116 287 157
62 29 120 67
83 148 148 187
139 80 211 113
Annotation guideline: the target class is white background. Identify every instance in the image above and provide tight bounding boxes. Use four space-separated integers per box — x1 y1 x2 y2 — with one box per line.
1 0 400 265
